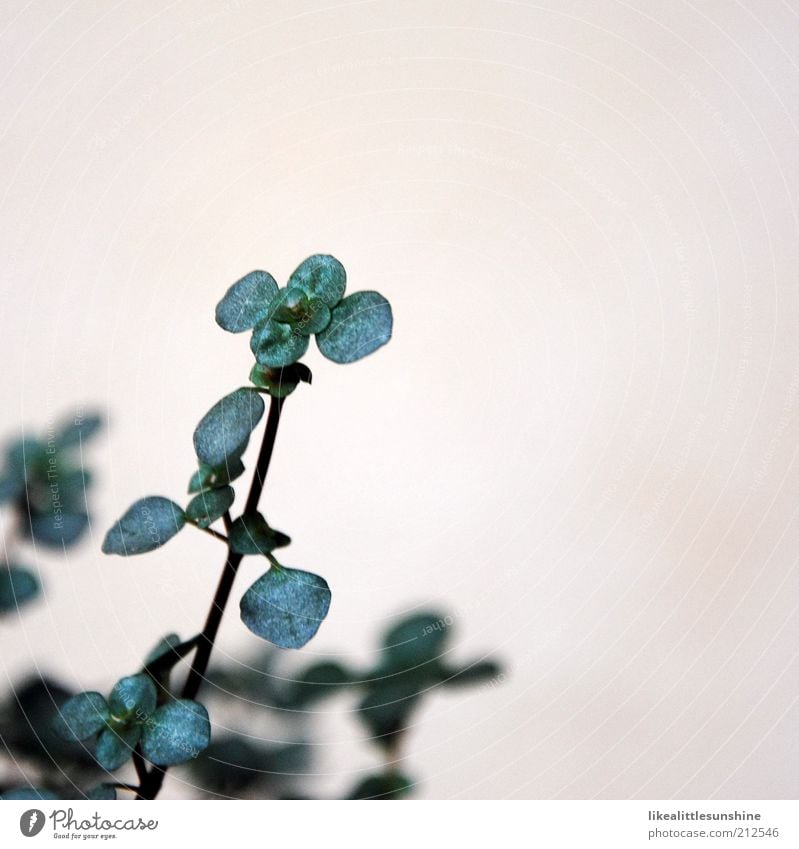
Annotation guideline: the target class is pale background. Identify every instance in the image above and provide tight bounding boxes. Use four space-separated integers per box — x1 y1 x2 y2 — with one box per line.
1 0 798 799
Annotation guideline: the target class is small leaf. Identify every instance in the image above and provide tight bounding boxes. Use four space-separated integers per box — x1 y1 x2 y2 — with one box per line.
193 388 265 469
250 319 309 369
316 291 392 364
108 674 157 719
185 486 234 528
58 413 103 447
288 254 347 307
102 497 186 556
442 660 502 687
249 364 299 398
188 459 245 493
357 683 420 742
229 512 291 555
215 270 279 332
96 724 140 770
144 633 182 665
86 783 117 800
0 565 40 614
283 660 353 708
54 692 110 741
240 566 331 649
378 611 451 673
348 772 414 800
140 700 210 766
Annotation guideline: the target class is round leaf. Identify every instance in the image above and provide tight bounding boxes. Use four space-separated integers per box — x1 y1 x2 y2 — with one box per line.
240 566 331 649
188 458 245 493
193 388 265 469
27 510 89 549
288 254 346 307
316 291 392 364
215 270 279 333
140 699 210 766
185 486 235 529
102 496 186 556
95 724 141 771
229 512 291 555
250 318 309 368
379 611 451 672
108 674 157 720
0 565 40 614
54 692 110 741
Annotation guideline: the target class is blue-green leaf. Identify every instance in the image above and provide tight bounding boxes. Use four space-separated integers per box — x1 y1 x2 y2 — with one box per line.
102 497 186 556
28 511 89 548
96 724 141 770
316 291 392 364
54 692 110 741
193 388 265 469
188 459 245 493
288 254 346 308
0 786 60 800
0 565 40 614
215 270 279 333
108 674 156 719
250 319 309 368
185 486 234 528
58 413 103 447
86 784 117 800
228 513 291 555
140 700 210 766
240 566 331 649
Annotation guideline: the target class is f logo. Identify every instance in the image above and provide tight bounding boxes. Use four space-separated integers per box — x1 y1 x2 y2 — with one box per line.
19 809 45 837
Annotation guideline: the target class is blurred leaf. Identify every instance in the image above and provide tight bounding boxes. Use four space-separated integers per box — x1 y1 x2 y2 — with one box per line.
96 724 140 771
316 291 392 364
216 270 279 333
102 497 186 556
57 413 103 447
377 611 451 674
348 772 413 800
0 786 60 800
185 486 234 528
86 783 117 800
53 692 109 741
140 700 210 766
27 510 89 549
441 660 502 687
229 512 290 555
283 661 354 708
239 566 331 649
288 254 346 308
193 388 265 469
250 319 309 369
144 633 183 666
0 565 40 614
108 674 157 719
357 683 420 743
188 459 245 493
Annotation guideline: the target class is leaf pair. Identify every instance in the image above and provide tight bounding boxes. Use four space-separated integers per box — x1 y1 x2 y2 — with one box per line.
54 674 210 769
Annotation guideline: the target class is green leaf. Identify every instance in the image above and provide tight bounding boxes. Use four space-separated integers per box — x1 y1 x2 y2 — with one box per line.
140 700 210 766
288 254 347 308
250 318 309 368
86 783 117 800
283 661 353 708
188 459 245 493
442 660 502 687
102 496 186 556
271 287 332 335
54 692 110 741
0 786 60 800
316 291 392 364
249 364 299 398
108 674 157 719
378 611 451 673
0 565 40 614
357 683 420 742
57 413 103 447
185 486 234 528
348 772 414 800
95 724 141 770
239 566 331 649
145 633 183 665
228 512 291 555
215 270 279 332
193 388 265 469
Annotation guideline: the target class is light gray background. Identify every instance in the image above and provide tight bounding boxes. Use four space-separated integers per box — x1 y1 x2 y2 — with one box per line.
1 0 798 799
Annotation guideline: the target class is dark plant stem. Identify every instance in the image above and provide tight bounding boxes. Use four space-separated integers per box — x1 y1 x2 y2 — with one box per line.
136 395 285 800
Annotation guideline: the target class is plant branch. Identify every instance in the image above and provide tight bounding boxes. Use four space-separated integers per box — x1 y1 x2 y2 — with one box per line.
136 394 285 800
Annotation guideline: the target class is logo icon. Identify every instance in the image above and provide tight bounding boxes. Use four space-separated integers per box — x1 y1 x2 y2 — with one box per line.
20 809 45 837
